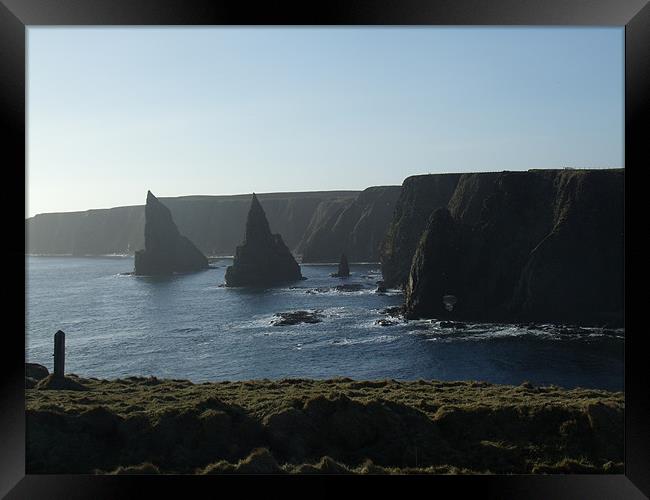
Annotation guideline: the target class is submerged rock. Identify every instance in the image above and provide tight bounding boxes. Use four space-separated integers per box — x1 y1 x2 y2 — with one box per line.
225 194 302 287
331 253 350 277
271 310 324 326
380 306 404 318
134 191 208 276
375 319 397 327
437 321 467 329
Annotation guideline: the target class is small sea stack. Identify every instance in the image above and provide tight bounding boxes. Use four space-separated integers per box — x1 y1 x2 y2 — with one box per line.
224 193 302 286
134 191 208 276
331 253 350 278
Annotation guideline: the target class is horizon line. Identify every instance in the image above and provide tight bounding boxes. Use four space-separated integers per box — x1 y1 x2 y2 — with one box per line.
25 166 623 218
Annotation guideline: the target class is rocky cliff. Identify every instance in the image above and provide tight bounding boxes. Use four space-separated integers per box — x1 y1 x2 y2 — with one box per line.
403 169 624 326
298 186 401 262
26 191 360 257
380 174 462 286
134 191 208 275
224 194 302 286
27 188 400 263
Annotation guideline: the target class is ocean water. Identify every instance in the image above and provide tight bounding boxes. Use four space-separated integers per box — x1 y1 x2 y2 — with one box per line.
26 256 624 390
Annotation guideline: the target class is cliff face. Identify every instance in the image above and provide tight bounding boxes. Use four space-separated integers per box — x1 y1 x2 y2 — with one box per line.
298 186 402 262
380 174 462 286
224 194 302 286
403 169 624 326
26 206 145 256
26 191 360 257
134 191 208 275
27 188 400 263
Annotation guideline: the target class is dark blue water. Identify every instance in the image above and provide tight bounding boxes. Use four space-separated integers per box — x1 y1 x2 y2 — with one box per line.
26 256 624 390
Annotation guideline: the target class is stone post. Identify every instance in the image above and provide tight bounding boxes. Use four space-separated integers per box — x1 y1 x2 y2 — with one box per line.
53 330 65 378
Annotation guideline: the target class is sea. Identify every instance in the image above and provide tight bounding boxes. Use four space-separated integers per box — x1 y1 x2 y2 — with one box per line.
25 256 624 391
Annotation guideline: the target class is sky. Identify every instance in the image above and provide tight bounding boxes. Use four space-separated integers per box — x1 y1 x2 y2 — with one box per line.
27 27 623 217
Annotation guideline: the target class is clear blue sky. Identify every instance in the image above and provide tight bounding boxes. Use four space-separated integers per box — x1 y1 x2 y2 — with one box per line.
27 27 623 217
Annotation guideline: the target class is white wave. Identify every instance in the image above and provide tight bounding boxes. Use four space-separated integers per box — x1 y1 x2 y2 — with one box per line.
409 322 625 343
331 334 398 346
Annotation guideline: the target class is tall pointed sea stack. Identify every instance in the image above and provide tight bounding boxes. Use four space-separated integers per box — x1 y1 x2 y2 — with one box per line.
134 191 208 275
225 193 302 286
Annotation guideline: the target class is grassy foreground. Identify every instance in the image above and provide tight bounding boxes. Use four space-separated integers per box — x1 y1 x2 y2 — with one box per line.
26 376 623 474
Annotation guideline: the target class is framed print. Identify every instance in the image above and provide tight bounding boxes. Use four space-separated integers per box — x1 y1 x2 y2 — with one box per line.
2 0 648 497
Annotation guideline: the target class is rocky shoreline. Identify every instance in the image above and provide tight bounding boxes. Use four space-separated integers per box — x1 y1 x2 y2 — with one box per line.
26 374 623 475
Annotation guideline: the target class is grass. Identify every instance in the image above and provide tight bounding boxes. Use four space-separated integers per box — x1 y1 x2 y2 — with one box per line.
26 376 623 474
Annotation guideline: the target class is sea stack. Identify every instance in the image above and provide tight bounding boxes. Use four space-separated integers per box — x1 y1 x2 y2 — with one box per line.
331 253 350 277
134 191 208 275
224 193 302 286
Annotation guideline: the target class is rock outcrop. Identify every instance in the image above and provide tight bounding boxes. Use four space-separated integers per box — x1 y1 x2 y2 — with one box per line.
331 253 350 277
270 310 324 326
26 363 50 389
224 194 302 286
134 191 208 275
298 186 401 262
403 169 624 326
26 363 49 381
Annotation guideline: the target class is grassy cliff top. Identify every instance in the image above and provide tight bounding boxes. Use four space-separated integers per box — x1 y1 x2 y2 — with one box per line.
27 376 623 475
27 376 622 419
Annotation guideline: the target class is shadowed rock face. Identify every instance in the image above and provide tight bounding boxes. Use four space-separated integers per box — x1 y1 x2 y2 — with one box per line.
225 194 302 286
405 208 469 318
298 186 401 263
134 191 208 275
404 169 624 326
380 175 462 287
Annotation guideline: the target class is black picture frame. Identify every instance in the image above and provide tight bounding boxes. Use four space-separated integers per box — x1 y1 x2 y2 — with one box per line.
2 0 648 497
